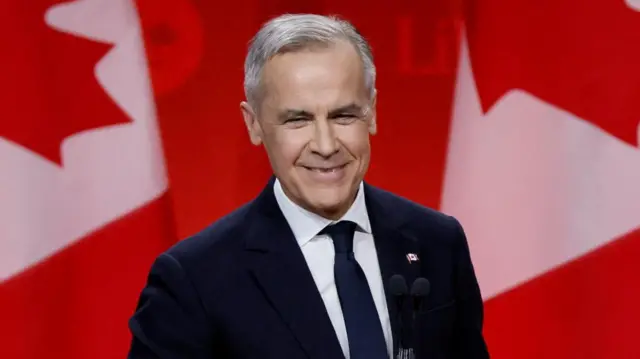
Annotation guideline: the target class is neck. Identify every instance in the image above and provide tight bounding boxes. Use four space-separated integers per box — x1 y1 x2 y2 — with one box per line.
282 186 358 222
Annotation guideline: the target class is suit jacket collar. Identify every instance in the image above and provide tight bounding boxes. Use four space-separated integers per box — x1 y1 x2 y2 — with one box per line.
245 177 421 358
363 181 422 355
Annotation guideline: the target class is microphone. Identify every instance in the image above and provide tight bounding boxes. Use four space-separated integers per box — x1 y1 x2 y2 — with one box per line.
389 276 431 359
389 274 408 357
408 277 430 357
410 277 430 316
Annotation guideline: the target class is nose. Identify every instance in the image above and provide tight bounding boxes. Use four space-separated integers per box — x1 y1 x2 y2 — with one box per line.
309 118 339 158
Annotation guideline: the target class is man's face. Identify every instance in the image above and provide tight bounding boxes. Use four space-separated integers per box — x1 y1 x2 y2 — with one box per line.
241 40 377 219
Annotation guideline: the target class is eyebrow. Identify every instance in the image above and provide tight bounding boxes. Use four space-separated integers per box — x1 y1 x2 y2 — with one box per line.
278 103 365 120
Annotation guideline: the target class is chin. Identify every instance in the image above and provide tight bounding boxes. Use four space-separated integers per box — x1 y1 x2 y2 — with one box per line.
302 187 355 218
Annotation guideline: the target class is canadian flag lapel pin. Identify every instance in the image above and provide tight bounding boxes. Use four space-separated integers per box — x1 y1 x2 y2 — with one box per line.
406 253 419 263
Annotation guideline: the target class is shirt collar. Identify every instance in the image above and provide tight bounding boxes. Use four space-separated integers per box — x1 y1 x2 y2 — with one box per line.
273 178 372 247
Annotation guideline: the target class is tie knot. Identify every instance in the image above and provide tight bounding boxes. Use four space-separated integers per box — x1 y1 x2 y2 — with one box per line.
322 221 357 254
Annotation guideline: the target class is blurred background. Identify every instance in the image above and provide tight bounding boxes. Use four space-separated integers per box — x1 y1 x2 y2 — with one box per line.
1 0 640 357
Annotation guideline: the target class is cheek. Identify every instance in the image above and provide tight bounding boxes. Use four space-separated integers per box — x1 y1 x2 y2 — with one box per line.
272 130 309 165
338 126 371 157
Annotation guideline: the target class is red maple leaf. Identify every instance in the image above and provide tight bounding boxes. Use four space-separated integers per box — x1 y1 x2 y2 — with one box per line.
464 0 640 146
1 0 130 165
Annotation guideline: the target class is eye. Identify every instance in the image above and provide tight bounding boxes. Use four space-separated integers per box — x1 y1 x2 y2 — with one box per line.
284 117 311 128
333 114 358 125
285 117 307 123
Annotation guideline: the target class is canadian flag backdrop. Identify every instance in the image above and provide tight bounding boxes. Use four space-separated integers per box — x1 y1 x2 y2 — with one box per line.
0 0 176 357
1 0 638 358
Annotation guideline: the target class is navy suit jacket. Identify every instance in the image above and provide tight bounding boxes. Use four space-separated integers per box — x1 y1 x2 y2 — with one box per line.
128 178 490 358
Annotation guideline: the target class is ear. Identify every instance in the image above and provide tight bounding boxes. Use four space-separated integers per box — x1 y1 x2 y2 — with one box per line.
240 101 263 146
367 89 377 135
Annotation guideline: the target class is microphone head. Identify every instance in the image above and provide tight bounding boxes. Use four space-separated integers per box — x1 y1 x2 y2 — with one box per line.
389 274 408 296
410 277 431 298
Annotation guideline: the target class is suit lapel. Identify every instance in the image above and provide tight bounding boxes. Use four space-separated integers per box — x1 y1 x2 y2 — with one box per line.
364 183 421 356
244 178 344 359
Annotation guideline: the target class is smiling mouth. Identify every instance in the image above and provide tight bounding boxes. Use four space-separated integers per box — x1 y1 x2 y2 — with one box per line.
302 163 348 173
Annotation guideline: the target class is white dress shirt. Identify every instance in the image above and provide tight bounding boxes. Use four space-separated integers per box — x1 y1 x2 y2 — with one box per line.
273 179 393 359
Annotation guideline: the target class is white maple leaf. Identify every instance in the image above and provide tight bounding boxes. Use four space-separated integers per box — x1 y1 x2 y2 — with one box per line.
0 0 167 283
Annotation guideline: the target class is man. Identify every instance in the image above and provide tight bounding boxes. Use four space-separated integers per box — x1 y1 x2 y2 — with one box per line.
128 13 489 359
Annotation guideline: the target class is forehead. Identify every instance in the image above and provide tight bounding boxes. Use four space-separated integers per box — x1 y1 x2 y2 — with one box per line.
260 40 368 112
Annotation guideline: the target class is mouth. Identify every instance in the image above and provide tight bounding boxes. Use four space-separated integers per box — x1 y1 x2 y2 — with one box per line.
302 163 348 173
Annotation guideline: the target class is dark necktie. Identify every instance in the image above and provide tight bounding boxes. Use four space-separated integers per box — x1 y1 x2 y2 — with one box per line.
322 221 389 359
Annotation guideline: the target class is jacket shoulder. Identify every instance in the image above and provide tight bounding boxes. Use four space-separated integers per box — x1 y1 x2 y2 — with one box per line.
367 184 464 243
162 200 254 270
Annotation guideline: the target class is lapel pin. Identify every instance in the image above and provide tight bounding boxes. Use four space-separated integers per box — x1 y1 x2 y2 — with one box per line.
406 253 419 263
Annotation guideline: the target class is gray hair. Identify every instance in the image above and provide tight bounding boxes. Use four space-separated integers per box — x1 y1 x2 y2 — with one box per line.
243 13 376 108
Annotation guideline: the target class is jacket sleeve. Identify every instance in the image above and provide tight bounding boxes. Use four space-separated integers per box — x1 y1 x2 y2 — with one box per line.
127 252 215 358
451 217 491 358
